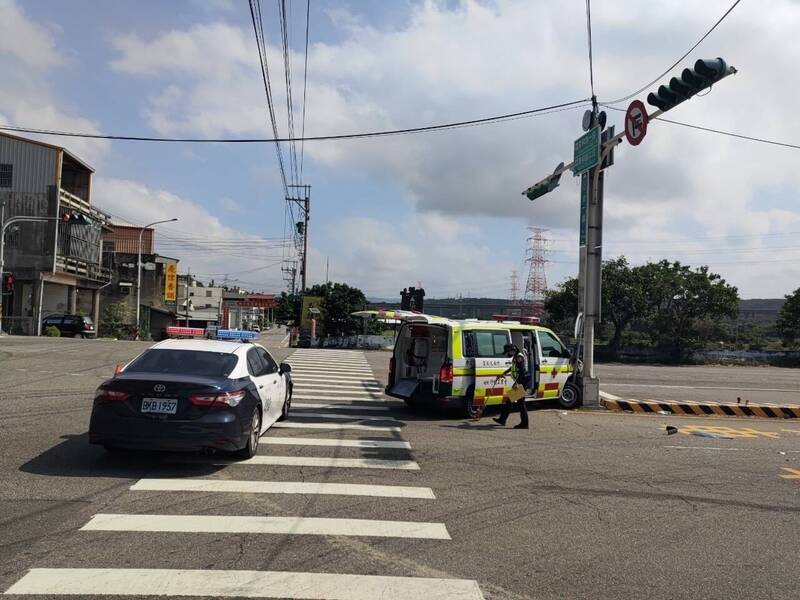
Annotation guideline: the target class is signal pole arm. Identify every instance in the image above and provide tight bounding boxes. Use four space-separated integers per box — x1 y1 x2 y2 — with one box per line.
0 214 60 335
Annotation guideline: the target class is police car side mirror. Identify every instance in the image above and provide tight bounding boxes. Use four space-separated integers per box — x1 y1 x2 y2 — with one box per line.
279 362 292 375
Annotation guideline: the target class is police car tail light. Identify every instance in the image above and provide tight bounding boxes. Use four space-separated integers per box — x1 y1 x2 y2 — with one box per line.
189 390 246 407
439 362 453 384
95 388 129 402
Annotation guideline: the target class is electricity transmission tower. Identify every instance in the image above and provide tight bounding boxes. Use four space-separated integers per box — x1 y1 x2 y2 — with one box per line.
522 227 549 319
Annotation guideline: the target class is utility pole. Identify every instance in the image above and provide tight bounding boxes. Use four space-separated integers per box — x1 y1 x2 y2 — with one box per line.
521 57 736 408
184 267 190 327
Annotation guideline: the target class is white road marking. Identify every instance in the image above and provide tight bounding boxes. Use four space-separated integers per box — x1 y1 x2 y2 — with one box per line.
292 375 381 383
167 454 420 470
663 445 800 453
599 390 622 401
131 478 434 499
289 367 375 375
603 382 800 393
292 402 391 411
272 421 401 432
292 394 388 402
294 383 383 391
261 436 411 449
83 513 446 538
5 568 485 599
290 411 400 423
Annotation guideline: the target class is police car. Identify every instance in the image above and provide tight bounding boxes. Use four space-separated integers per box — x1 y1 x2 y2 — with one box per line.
89 338 292 458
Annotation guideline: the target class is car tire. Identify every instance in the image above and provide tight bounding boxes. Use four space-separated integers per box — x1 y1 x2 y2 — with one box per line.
237 406 261 459
463 386 482 419
559 381 582 409
278 385 291 421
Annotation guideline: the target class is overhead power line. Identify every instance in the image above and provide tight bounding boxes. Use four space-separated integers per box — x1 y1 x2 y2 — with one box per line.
0 99 590 143
585 0 596 99
300 0 311 178
249 0 289 196
602 105 800 150
601 0 743 105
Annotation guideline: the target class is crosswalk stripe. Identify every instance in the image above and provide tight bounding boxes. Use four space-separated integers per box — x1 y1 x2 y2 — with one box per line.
5 568 486 599
82 513 447 539
292 367 373 377
131 478 435 499
292 402 391 411
290 411 401 423
292 375 381 383
166 455 420 470
272 421 401 432
288 357 370 364
292 394 388 401
261 436 410 449
294 383 383 391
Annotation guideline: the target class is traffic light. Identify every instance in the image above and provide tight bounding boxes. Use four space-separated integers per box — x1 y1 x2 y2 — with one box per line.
647 58 735 112
526 162 565 201
2 273 14 294
61 212 92 225
296 221 304 235
400 288 411 310
413 287 425 312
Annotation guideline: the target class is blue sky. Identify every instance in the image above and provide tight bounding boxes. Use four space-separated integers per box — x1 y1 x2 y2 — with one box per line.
2 0 800 299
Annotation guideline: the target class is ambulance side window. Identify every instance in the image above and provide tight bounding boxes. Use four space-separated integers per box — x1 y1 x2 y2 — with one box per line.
538 330 566 358
463 332 476 357
472 330 510 358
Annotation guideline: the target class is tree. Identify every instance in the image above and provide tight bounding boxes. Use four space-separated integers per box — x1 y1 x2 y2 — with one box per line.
274 292 299 324
544 257 644 356
305 282 368 337
776 287 800 347
638 261 739 360
100 301 134 339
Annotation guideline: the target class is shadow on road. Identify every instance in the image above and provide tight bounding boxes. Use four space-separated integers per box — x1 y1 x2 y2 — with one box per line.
18 433 227 479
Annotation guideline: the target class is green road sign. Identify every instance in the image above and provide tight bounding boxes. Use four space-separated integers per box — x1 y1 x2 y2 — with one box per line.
579 173 588 246
573 126 599 175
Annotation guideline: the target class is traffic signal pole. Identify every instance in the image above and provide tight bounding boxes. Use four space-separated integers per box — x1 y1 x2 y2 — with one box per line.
0 212 61 335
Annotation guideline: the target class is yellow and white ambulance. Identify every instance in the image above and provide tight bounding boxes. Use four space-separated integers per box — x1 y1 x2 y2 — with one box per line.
373 312 579 417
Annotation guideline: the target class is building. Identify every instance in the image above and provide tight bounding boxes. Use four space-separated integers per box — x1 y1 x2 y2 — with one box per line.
222 291 276 330
175 276 225 329
100 224 179 340
0 133 111 335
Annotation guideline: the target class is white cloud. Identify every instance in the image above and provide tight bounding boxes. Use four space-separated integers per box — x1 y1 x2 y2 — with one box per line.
106 1 800 297
0 0 61 68
0 0 109 166
93 178 287 291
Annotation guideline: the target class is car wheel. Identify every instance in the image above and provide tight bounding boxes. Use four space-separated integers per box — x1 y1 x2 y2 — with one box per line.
237 407 261 459
278 385 291 421
463 387 482 419
559 381 582 409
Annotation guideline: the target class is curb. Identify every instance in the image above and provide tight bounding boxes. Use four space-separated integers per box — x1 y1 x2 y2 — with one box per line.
599 396 800 419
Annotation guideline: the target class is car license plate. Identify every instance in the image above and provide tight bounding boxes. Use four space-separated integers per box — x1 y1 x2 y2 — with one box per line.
141 398 178 414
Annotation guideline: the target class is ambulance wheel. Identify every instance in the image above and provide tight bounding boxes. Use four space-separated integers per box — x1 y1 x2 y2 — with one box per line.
559 381 582 409
463 387 481 419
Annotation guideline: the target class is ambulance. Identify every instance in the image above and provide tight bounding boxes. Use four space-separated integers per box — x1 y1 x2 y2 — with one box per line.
363 311 579 417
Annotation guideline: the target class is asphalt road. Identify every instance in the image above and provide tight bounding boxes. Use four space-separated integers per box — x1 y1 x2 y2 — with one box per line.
597 363 800 405
1 333 799 599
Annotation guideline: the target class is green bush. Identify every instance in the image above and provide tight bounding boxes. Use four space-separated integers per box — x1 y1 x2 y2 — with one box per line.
44 325 61 337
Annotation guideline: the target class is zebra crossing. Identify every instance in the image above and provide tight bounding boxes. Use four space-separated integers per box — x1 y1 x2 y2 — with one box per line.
4 348 485 599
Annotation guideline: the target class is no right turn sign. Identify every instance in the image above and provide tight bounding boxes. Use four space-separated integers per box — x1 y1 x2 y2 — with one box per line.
625 100 648 146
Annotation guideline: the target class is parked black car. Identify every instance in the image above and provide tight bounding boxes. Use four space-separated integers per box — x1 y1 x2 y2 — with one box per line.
42 314 96 338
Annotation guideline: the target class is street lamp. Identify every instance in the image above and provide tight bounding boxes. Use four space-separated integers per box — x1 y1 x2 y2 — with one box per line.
136 218 178 338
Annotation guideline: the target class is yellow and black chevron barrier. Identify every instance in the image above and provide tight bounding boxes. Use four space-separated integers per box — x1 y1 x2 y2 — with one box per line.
600 397 800 419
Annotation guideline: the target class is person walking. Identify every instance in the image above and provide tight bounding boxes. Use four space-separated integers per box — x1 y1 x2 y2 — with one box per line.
493 343 530 429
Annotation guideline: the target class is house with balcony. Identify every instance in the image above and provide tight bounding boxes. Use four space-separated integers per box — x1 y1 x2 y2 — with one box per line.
0 132 111 335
